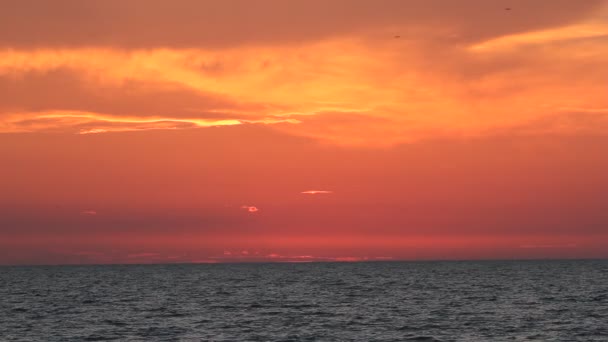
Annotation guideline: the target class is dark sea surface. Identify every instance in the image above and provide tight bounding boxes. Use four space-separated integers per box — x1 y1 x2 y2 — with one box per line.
1 260 607 341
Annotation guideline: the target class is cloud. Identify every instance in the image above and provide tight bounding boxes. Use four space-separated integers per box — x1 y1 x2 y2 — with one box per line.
0 68 257 118
241 205 259 213
301 190 333 195
470 22 608 51
80 210 97 216
0 110 248 134
0 1 606 145
0 0 602 49
0 67 298 134
332 256 369 262
213 251 393 262
127 252 160 258
519 244 578 249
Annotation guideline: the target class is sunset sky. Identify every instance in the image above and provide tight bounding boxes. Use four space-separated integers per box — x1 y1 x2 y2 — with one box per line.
1 0 607 265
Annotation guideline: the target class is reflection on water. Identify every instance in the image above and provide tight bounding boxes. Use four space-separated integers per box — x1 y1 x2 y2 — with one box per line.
1 260 607 341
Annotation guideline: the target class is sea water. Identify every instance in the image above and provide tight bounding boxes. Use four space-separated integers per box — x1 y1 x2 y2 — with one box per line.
1 260 607 341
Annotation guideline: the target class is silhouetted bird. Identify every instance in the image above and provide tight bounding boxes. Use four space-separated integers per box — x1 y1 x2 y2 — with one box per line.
394 35 401 39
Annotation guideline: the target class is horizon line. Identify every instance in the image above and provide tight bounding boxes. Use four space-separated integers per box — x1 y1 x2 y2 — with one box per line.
2 257 606 267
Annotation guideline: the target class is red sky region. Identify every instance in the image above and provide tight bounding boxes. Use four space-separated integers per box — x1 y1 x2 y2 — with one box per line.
1 0 608 264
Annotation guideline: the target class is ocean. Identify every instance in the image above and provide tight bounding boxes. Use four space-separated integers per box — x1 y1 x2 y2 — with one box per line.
1 260 607 341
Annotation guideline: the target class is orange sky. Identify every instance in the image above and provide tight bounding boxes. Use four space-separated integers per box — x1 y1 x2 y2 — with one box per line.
1 0 607 264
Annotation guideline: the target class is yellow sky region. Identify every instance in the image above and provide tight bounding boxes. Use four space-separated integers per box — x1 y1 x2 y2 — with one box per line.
1 20 607 145
0 110 300 134
471 21 608 51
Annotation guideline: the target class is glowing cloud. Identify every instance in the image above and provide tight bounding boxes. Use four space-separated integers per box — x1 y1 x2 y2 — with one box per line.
301 190 333 195
1 25 607 144
2 1 608 265
241 205 259 213
470 23 608 51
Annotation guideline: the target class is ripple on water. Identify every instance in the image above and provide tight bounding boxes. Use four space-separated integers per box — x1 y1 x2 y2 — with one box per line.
0 260 607 341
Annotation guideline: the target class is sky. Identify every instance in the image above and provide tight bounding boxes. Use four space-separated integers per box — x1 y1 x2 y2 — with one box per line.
1 0 608 265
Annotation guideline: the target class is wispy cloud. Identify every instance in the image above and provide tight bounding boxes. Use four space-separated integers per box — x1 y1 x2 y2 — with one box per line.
80 210 97 216
0 2 606 146
470 23 608 51
519 244 579 249
2 24 607 144
211 251 393 263
127 252 160 258
0 110 301 134
301 190 333 195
